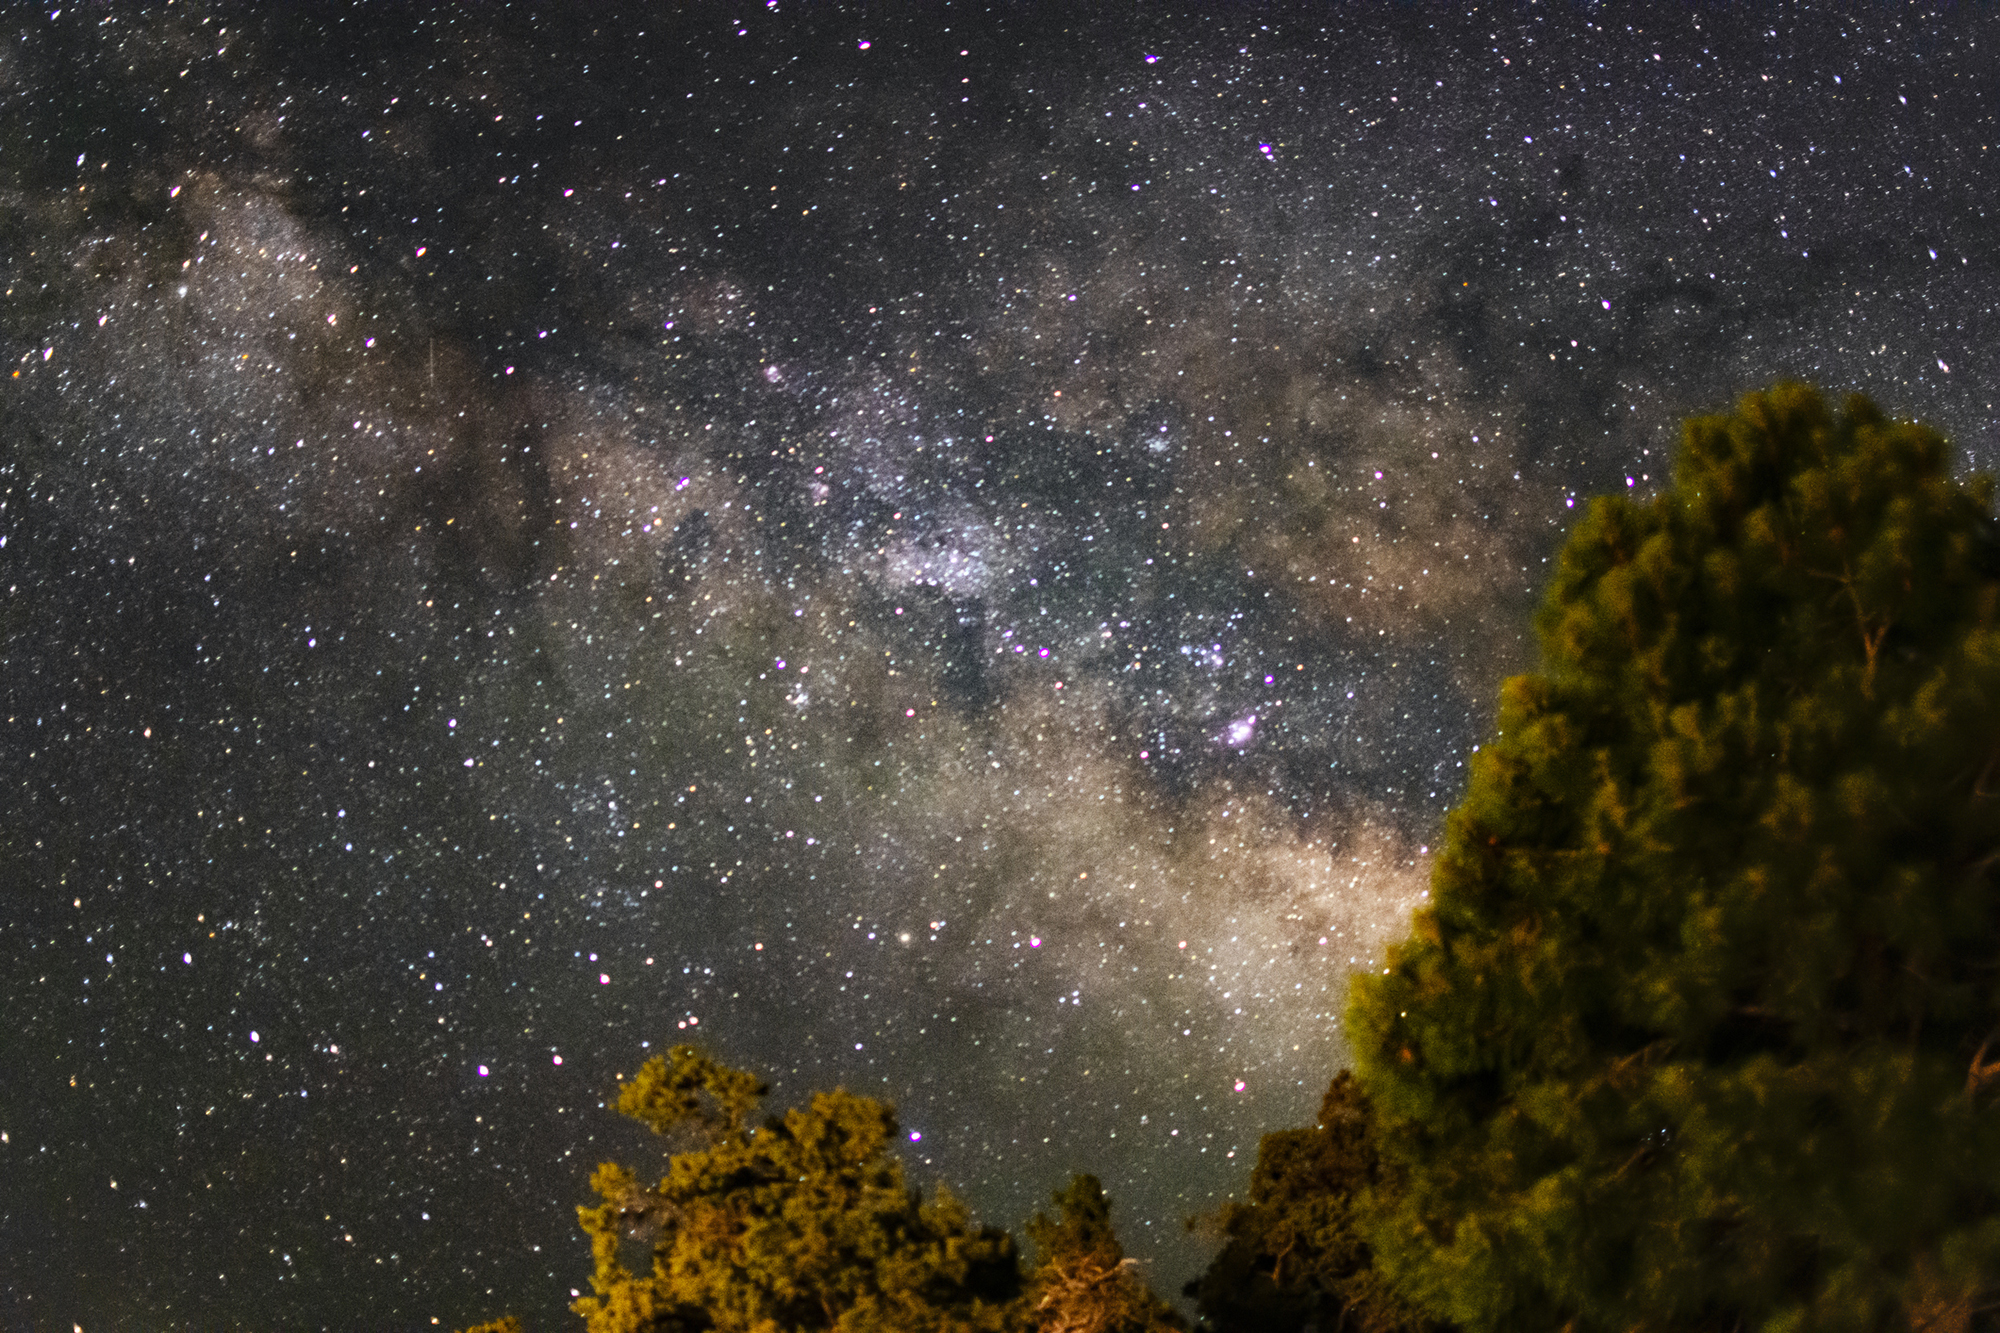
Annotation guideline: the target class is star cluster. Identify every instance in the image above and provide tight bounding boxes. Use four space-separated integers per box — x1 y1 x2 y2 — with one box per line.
3 4 1997 1327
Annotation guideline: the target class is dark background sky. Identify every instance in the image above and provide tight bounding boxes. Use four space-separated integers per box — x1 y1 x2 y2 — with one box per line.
2 2 1996 1328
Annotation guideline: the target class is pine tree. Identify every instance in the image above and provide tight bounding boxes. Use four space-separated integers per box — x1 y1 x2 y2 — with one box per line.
1185 1073 1441 1333
572 1045 1022 1333
1023 1175 1184 1333
1347 384 2000 1331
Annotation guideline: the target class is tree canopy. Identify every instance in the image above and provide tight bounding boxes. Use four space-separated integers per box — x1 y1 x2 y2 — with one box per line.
1184 1071 1441 1333
562 1045 1178 1333
1024 1174 1184 1333
572 1045 1021 1333
1346 384 2000 1331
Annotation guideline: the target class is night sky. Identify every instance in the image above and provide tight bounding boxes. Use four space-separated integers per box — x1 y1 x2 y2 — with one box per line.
3 3 1997 1327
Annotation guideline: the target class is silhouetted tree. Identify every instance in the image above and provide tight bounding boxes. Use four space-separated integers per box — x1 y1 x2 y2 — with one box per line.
1024 1174 1183 1333
1348 385 2000 1331
1185 1072 1440 1333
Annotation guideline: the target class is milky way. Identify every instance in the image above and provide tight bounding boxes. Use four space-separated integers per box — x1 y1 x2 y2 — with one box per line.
4 4 1998 1326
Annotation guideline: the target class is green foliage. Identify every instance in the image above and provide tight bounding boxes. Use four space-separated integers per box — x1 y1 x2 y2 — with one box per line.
612 1043 769 1141
574 1045 1022 1333
1347 384 2000 1331
1184 1073 1442 1333
1023 1175 1184 1333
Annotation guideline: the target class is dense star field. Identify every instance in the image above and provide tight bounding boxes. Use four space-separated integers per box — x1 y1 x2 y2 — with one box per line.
3 3 1997 1326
